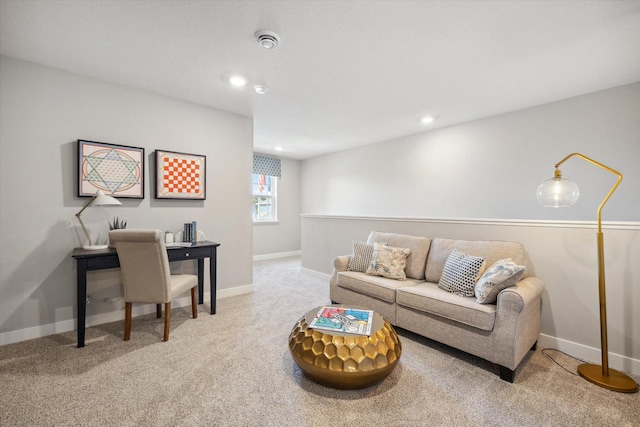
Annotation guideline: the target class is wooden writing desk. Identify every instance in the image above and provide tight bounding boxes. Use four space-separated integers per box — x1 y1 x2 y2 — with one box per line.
71 240 220 347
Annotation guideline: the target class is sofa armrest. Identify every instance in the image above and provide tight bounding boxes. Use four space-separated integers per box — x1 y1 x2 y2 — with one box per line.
497 277 544 312
493 276 544 370
330 255 351 287
333 255 351 272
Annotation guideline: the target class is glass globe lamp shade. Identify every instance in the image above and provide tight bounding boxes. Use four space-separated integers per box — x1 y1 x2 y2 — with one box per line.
536 175 580 207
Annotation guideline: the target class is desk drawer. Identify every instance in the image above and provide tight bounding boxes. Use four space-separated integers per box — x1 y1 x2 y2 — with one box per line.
167 246 211 261
85 254 121 270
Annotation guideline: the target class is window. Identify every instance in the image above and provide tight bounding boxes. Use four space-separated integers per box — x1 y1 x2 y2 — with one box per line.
252 173 277 221
253 154 281 222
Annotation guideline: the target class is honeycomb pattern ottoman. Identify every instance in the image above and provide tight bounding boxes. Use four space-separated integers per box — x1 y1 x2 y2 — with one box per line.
288 306 402 389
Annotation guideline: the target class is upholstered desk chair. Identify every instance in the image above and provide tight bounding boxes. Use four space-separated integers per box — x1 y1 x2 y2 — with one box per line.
109 229 198 342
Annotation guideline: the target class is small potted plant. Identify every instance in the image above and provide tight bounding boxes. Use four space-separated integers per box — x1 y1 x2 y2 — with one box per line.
108 217 127 248
108 217 127 230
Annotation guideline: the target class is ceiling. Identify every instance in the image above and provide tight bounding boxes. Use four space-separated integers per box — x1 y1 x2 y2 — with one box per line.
1 1 639 160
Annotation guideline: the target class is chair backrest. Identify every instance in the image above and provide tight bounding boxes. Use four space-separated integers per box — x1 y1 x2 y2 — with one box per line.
109 229 172 304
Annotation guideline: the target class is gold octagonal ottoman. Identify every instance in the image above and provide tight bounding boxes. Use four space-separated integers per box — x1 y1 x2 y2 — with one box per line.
288 306 402 389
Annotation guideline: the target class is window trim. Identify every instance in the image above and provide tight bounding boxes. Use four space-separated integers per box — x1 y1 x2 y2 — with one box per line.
252 173 278 223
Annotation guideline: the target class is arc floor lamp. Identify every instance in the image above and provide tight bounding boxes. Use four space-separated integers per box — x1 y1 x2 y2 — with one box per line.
76 189 121 250
536 152 637 393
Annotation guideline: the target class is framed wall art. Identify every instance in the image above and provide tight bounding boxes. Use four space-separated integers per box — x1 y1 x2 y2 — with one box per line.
155 149 206 200
77 140 145 198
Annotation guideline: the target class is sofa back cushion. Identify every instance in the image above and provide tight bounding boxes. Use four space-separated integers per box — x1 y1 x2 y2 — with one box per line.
367 231 431 280
425 238 526 283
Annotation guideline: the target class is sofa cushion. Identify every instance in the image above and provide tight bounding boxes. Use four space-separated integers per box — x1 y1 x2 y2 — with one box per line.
425 238 526 283
438 250 486 297
347 241 377 272
366 243 411 280
475 258 525 304
367 231 431 280
337 271 424 303
396 282 497 331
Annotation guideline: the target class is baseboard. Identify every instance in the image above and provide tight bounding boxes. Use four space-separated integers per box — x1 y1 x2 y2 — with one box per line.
4 283 638 377
0 285 254 347
216 284 254 299
253 250 301 261
538 333 640 376
300 267 330 281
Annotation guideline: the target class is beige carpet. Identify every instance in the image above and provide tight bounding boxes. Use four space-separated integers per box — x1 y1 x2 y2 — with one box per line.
1 256 638 426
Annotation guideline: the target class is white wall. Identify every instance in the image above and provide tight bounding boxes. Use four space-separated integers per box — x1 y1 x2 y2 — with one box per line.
253 156 301 257
300 83 640 374
302 83 639 222
0 56 254 343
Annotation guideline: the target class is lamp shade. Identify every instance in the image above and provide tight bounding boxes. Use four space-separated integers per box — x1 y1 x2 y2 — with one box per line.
92 190 122 207
536 174 580 208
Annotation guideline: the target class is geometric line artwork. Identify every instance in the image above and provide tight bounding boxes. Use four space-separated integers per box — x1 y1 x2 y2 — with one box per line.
155 150 206 200
78 140 145 198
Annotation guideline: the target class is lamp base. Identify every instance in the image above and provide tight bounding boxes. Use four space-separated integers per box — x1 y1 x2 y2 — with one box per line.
577 363 638 393
82 244 110 251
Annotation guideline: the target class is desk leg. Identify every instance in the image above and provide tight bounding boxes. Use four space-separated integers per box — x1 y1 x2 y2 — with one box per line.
76 259 88 348
197 258 204 305
210 247 217 314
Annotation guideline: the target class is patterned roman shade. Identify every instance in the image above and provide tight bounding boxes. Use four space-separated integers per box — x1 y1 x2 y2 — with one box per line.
253 154 281 177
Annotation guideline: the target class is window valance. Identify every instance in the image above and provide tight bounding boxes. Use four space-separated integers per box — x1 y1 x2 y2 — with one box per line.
253 154 281 177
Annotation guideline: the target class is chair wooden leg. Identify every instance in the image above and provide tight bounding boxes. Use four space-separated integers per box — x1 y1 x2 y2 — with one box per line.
191 287 198 319
163 302 171 341
124 302 132 341
156 304 162 318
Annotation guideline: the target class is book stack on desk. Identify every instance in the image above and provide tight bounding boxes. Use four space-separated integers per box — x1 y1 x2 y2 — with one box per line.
183 221 197 242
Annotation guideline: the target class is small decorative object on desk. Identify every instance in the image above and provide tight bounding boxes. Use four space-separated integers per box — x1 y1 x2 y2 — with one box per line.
108 217 127 230
308 306 373 335
165 231 174 244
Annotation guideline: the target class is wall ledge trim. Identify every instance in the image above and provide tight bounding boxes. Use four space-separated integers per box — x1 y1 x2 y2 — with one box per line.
300 214 640 230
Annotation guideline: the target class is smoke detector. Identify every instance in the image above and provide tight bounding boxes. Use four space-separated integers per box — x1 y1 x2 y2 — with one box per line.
254 84 269 94
255 30 280 49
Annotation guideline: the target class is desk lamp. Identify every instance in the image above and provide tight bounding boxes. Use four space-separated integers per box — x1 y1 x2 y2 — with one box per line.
536 152 637 393
76 190 122 250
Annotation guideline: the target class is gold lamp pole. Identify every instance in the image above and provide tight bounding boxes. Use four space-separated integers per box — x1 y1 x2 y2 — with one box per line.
536 152 637 393
76 189 122 250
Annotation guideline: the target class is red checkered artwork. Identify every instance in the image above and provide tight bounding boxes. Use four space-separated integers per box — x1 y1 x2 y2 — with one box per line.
155 150 206 199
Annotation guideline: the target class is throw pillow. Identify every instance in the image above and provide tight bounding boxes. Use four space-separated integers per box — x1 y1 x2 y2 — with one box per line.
366 243 411 281
438 249 487 297
347 241 376 272
474 258 525 304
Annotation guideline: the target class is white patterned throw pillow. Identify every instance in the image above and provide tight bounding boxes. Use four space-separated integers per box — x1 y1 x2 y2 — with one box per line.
438 249 487 297
366 243 411 281
347 241 376 272
474 258 525 304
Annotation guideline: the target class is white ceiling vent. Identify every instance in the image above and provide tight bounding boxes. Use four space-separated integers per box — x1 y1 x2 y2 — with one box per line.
255 30 280 49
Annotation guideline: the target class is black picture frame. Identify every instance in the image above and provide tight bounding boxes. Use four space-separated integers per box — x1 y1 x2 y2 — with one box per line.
77 139 145 198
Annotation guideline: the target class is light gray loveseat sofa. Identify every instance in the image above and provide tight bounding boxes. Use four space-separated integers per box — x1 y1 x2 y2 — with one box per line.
329 231 544 382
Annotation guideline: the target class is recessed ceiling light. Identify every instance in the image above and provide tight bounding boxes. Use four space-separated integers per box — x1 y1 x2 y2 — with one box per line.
229 75 247 88
421 116 435 124
255 30 280 49
275 146 283 151
254 84 268 94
